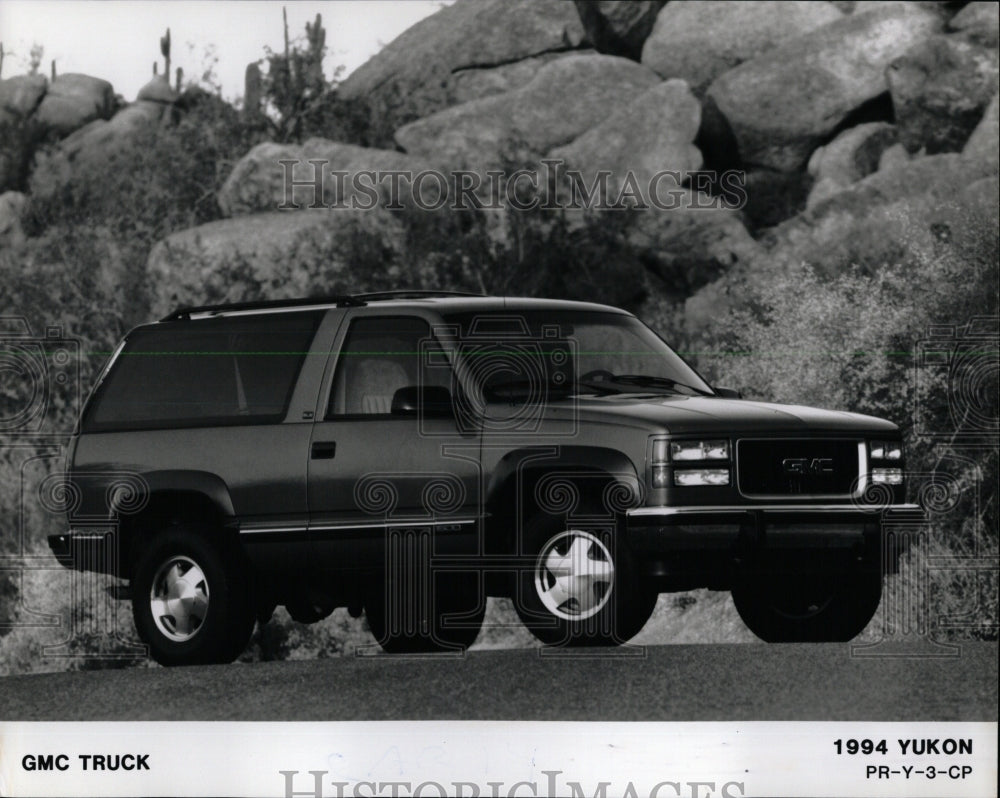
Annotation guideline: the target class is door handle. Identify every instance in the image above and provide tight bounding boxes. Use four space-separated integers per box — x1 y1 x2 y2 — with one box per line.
311 441 336 459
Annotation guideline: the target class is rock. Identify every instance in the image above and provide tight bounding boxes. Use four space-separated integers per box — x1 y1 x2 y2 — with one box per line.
65 101 165 155
28 102 166 196
146 209 406 317
136 76 179 104
853 2 961 22
684 151 997 338
641 1 843 95
337 0 587 142
451 50 595 105
805 122 898 206
877 142 911 170
741 168 813 229
963 92 999 169
395 54 661 169
573 1 666 60
0 74 48 123
550 79 704 205
764 153 996 276
624 193 764 294
808 122 898 179
888 33 999 154
0 191 28 247
217 138 436 216
706 3 942 171
949 2 1000 46
34 73 115 138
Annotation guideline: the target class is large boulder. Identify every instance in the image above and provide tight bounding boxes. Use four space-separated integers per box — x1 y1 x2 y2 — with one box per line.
805 121 899 207
948 2 1000 45
34 73 115 138
763 153 998 276
706 3 942 171
28 101 166 196
337 0 587 141
146 209 406 317
641 1 843 95
451 50 595 105
550 79 704 205
136 75 179 104
887 33 999 154
0 74 48 124
684 152 998 337
625 195 764 295
963 92 999 169
572 1 666 60
217 139 436 216
395 54 661 169
0 191 28 247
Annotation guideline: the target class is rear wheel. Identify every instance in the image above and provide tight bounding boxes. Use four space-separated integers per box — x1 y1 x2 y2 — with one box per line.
514 514 657 646
132 525 256 666
732 568 882 642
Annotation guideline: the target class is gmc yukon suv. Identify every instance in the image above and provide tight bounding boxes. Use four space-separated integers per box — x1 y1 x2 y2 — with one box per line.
49 292 920 664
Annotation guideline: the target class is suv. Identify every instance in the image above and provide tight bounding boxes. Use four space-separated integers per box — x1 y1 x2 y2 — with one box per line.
49 292 920 664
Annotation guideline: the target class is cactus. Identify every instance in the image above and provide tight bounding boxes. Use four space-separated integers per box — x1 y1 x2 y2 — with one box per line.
305 13 326 87
244 62 262 120
153 61 158 76
160 28 171 78
0 42 5 79
50 59 56 81
175 66 183 93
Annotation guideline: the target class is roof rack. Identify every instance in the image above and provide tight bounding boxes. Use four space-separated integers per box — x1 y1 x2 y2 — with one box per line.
160 295 364 321
352 290 488 302
160 290 490 321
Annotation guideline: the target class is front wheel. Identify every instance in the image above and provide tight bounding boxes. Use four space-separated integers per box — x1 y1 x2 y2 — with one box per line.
514 514 657 646
132 525 256 666
732 569 882 642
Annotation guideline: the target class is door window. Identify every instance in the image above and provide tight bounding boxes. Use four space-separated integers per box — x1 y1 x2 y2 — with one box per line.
327 317 449 417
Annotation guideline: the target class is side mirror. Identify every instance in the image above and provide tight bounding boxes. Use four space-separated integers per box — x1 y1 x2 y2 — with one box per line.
713 386 742 399
391 385 454 417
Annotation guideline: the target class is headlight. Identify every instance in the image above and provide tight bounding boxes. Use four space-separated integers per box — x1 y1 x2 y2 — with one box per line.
674 468 730 487
870 440 902 460
670 440 729 461
871 467 904 485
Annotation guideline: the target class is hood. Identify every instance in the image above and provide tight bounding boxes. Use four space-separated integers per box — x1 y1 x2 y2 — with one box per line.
565 394 899 436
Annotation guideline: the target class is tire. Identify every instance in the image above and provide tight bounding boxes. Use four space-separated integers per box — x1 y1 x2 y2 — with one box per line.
514 513 657 646
365 531 485 653
732 568 882 643
132 525 256 666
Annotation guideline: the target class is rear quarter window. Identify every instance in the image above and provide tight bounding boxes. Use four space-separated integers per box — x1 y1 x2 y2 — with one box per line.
82 312 322 432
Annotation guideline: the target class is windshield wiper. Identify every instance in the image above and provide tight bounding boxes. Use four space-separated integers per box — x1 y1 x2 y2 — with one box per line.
604 374 713 396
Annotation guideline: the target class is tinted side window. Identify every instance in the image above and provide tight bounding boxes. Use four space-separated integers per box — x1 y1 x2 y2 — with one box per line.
328 317 449 417
83 312 321 431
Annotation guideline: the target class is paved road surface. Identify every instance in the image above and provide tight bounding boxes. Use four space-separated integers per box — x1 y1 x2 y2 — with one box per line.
1 642 995 721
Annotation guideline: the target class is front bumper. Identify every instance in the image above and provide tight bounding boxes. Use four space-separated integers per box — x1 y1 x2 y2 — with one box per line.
626 503 924 551
48 528 119 575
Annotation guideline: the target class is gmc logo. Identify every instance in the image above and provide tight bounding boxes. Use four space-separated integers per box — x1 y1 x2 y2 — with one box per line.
782 457 834 475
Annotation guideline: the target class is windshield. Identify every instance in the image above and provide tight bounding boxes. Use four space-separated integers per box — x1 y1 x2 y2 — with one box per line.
443 310 713 400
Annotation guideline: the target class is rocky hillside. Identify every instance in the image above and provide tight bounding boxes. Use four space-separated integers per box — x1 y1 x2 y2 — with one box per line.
2 0 996 325
153 0 999 318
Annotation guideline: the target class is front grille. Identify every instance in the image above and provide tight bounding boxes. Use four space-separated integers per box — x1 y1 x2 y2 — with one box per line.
737 439 862 497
